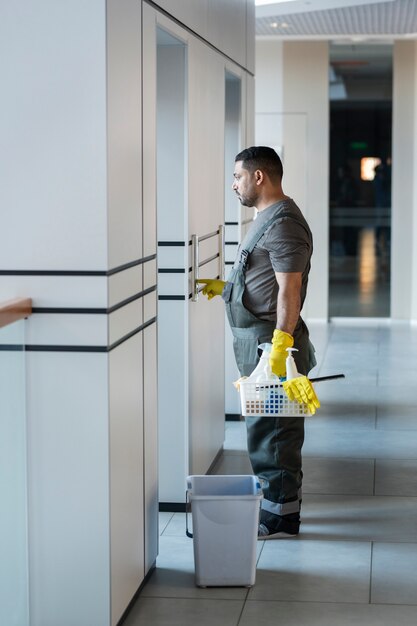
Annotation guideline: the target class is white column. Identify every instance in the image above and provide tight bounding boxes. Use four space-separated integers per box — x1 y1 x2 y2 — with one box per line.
255 39 329 321
392 41 417 321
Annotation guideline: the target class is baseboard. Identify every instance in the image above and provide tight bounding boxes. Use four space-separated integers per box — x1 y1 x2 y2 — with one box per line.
225 413 241 421
159 502 186 512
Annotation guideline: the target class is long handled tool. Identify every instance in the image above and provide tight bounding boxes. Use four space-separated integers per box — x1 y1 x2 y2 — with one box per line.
310 374 345 383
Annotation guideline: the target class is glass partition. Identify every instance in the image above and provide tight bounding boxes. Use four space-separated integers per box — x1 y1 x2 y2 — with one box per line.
0 319 29 626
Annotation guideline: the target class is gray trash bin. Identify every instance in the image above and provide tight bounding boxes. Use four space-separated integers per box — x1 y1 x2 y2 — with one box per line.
186 474 262 587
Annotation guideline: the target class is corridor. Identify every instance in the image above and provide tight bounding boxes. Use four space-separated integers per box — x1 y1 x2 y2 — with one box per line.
124 320 417 626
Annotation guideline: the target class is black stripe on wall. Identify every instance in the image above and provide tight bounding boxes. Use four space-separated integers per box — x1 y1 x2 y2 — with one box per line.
158 241 185 247
0 317 158 353
0 255 157 278
108 254 156 276
158 268 185 274
31 285 157 316
158 295 186 301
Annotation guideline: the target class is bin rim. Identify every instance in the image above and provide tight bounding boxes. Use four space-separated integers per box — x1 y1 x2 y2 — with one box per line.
187 493 263 501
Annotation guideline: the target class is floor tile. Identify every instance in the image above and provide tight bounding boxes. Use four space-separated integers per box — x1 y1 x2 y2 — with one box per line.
376 404 417 430
378 371 417 386
239 600 417 626
375 460 417 496
161 512 188 537
371 543 417 605
159 512 174 535
211 451 252 475
123 597 244 626
249 540 371 603
303 427 417 459
305 402 376 431
300 495 417 542
303 457 374 495
317 382 417 406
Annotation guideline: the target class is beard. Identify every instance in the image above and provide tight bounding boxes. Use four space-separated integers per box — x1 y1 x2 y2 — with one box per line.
236 191 256 208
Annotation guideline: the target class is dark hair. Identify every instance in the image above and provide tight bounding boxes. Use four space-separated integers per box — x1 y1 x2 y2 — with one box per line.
235 146 283 182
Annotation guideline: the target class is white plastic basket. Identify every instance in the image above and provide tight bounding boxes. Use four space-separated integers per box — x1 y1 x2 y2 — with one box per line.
239 380 310 417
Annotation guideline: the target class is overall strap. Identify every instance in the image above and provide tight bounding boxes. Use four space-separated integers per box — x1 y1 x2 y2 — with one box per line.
235 209 306 269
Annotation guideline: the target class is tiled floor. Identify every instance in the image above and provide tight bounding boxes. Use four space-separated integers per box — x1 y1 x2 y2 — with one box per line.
124 321 417 626
329 227 391 318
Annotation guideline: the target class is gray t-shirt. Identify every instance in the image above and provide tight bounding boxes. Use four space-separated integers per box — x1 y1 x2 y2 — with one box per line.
242 198 313 323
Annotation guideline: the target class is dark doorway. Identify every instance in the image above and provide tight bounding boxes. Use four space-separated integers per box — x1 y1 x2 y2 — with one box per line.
329 44 392 317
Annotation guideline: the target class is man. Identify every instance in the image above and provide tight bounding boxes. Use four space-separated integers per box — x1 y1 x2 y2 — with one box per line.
198 146 319 539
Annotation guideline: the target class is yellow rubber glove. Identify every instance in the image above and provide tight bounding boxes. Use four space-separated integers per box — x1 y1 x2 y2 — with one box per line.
197 278 226 300
269 329 294 378
283 376 320 415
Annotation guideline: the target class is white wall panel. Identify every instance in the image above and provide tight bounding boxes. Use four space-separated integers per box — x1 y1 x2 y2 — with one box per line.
144 292 157 322
0 0 108 271
27 352 110 626
152 0 254 71
107 0 142 270
109 335 144 626
188 38 225 474
142 4 158 263
0 276 107 309
0 324 28 626
108 266 143 309
207 0 246 68
142 8 158 569
246 0 256 75
26 314 107 347
157 246 186 269
156 43 187 242
143 260 157 290
225 318 241 414
152 0 209 39
188 43 225 237
223 63 250 416
108 299 143 346
157 301 188 502
143 323 158 572
158 273 186 297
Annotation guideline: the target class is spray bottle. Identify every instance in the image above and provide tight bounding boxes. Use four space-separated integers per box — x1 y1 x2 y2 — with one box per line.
285 347 300 380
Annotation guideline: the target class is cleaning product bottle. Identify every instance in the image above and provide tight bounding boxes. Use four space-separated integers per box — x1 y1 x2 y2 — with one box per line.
244 343 278 382
285 347 300 380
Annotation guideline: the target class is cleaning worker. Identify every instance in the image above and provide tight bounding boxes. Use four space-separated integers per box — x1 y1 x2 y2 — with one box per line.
198 146 319 539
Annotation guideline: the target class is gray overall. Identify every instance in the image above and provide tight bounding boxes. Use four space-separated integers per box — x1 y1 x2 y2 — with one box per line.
223 206 316 519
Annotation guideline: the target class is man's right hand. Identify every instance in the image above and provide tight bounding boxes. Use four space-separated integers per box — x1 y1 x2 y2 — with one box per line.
197 278 226 300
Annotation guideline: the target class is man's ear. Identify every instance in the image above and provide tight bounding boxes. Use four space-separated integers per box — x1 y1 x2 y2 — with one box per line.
254 169 264 185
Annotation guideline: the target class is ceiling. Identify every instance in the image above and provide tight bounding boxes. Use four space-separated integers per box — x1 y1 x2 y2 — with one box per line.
255 0 417 40
255 1 412 100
